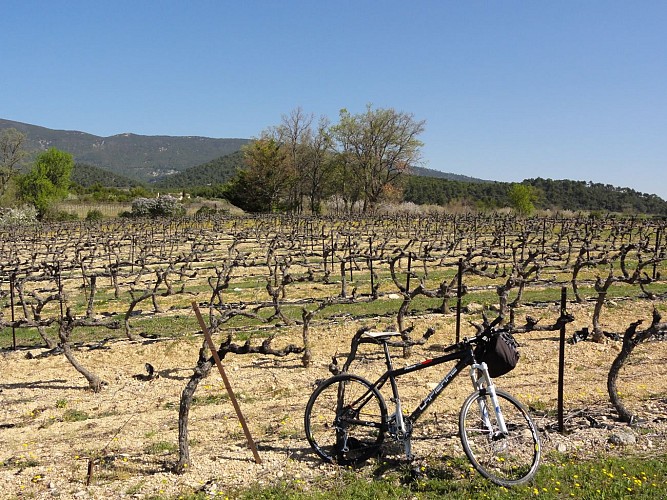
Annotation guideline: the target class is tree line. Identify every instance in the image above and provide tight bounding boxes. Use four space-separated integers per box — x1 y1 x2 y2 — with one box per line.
4 108 667 219
223 105 425 214
404 176 667 216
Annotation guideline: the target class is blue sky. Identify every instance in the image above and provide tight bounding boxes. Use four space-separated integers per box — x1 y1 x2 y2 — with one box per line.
2 1 666 199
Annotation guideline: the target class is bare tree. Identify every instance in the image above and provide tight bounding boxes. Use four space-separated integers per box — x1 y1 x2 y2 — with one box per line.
332 105 425 212
0 128 27 198
274 107 313 212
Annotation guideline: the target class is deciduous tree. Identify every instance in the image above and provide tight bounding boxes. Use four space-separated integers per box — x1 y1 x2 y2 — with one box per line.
0 128 27 199
225 138 292 212
18 148 74 217
332 105 425 212
508 183 538 216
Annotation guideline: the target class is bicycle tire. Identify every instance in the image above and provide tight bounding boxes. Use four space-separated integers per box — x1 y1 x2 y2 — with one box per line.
459 389 541 486
304 373 387 466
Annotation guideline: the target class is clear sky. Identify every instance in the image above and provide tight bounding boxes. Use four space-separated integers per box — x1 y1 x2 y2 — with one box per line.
2 1 666 199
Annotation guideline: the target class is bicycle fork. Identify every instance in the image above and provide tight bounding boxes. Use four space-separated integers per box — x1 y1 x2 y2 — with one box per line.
382 342 415 461
470 363 509 438
388 397 414 461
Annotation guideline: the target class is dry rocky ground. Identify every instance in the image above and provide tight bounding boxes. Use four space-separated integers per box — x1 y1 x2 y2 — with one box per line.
1 301 666 499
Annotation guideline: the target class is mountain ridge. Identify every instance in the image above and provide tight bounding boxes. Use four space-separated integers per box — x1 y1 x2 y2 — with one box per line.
0 118 250 182
4 118 665 214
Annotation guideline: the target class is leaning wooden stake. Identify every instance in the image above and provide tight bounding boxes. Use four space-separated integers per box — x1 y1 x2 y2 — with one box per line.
191 302 262 464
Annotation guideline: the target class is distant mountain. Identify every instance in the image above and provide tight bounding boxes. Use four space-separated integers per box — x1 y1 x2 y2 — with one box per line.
0 118 250 182
410 166 489 183
153 150 245 189
154 154 485 191
71 163 143 188
8 118 662 215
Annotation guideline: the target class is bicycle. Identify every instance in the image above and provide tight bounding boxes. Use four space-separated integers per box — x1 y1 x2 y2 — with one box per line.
304 316 541 486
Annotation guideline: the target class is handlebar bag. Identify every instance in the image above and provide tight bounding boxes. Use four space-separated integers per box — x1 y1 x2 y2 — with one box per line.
475 331 520 377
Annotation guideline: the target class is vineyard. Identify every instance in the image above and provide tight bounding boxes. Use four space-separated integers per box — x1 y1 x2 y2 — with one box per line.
1 213 666 498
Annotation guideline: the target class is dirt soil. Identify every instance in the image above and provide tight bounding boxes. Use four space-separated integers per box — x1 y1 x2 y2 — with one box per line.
1 302 666 499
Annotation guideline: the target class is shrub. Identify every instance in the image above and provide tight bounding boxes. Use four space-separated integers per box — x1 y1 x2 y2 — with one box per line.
42 209 78 221
195 205 229 217
130 195 185 218
85 209 104 221
0 205 38 225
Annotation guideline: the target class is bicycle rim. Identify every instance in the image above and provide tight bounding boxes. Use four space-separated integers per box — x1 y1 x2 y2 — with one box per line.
304 374 386 466
459 389 541 486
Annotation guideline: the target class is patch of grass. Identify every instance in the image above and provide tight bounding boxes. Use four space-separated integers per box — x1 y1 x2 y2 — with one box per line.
1 456 41 470
160 453 667 499
144 441 178 455
97 409 120 418
128 314 200 339
125 480 146 495
55 398 68 408
192 393 230 406
62 409 90 422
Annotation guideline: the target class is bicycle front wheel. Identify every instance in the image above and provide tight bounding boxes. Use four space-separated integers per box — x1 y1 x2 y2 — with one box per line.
459 389 540 486
304 374 387 466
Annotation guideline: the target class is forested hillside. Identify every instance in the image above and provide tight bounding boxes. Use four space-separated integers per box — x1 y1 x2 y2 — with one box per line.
404 176 667 215
152 151 244 189
71 163 142 188
0 118 249 182
525 178 667 215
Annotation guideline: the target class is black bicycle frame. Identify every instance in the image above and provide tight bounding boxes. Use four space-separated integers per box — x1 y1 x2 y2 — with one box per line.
367 343 475 425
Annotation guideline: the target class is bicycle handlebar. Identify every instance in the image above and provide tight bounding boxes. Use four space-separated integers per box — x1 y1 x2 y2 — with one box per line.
442 315 506 353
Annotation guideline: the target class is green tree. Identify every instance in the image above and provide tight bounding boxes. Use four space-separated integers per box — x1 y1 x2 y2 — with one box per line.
508 183 538 216
0 128 27 201
225 138 291 212
18 148 74 217
331 105 425 212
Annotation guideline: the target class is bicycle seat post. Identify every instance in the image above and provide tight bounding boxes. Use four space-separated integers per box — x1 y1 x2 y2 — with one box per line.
381 341 395 372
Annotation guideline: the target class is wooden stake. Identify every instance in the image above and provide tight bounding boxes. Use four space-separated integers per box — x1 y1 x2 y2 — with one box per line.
191 302 262 464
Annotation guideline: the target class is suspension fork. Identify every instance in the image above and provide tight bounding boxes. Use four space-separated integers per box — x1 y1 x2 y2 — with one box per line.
382 343 413 460
382 342 407 434
470 362 509 435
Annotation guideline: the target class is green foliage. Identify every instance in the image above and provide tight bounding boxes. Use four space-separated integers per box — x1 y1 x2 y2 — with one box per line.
508 183 538 216
225 139 292 212
331 105 425 212
194 204 229 216
42 209 79 222
71 162 142 188
62 409 89 422
165 453 667 499
18 148 74 218
403 175 667 215
85 208 105 221
525 177 667 215
144 441 178 455
403 176 509 208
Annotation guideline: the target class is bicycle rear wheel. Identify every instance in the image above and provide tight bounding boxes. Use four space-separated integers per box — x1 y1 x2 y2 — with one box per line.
304 374 387 466
459 389 540 486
